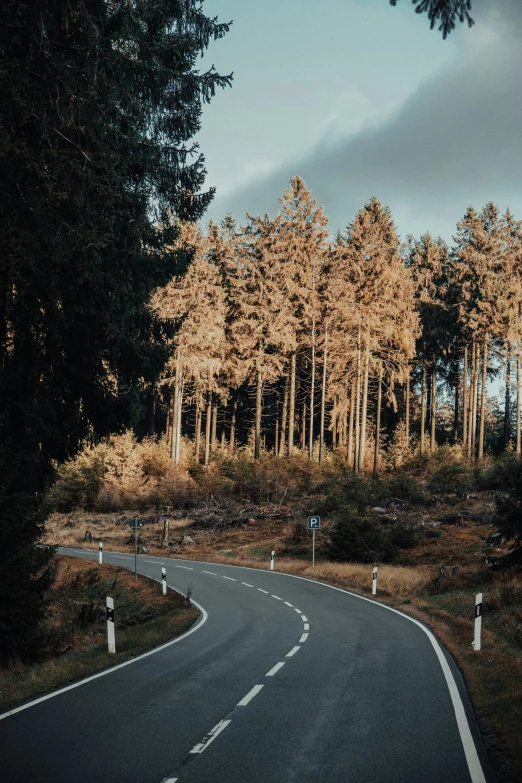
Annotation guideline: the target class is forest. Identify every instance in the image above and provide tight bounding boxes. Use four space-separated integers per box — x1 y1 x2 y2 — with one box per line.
145 176 522 473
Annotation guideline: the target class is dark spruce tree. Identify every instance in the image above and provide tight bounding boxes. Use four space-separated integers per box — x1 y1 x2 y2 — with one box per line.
0 0 231 663
389 0 474 38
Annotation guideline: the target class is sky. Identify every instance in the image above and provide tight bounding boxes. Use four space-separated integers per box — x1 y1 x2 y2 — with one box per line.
195 0 522 243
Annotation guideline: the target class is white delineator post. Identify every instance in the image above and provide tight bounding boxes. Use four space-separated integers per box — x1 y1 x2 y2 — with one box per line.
473 592 482 651
372 566 378 595
270 550 275 571
106 597 115 654
98 541 103 565
162 567 167 596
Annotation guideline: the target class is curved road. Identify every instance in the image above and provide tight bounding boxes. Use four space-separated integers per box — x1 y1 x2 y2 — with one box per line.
0 548 494 783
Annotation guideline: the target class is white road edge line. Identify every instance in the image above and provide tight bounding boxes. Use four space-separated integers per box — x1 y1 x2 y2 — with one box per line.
0 589 208 723
284 601 293 607
266 662 285 677
223 576 236 581
271 595 282 600
241 582 253 587
162 778 178 783
237 684 264 706
257 588 269 594
202 571 217 575
299 633 309 643
303 623 310 631
145 560 164 564
111 555 131 559
190 719 231 754
300 615 308 622
286 646 300 657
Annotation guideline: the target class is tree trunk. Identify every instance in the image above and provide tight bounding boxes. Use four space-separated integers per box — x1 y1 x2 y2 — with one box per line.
472 341 479 459
194 404 201 462
220 428 226 449
405 368 410 442
166 389 172 452
478 339 488 461
275 398 279 456
211 399 218 452
462 345 468 447
147 388 156 436
430 357 436 452
516 339 521 456
279 378 288 456
170 380 178 461
204 395 211 466
308 320 316 460
348 381 355 469
354 329 362 472
254 370 262 460
319 326 328 464
301 401 306 451
467 343 475 460
358 340 370 474
453 360 459 444
175 377 183 464
230 398 237 454
373 365 382 475
288 351 296 457
504 342 511 447
420 347 426 456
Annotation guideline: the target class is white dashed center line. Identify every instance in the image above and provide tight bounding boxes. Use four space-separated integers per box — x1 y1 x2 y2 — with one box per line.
271 595 282 600
304 623 310 631
284 601 293 607
301 615 308 622
111 555 131 560
237 684 264 706
241 582 254 587
175 565 193 570
266 662 285 677
286 646 301 657
222 576 236 581
299 633 309 643
144 560 163 564
202 571 217 575
257 588 269 594
294 608 302 614
190 720 231 754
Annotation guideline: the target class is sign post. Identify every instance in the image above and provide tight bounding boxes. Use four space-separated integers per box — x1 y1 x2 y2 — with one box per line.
106 597 115 654
372 566 378 595
270 550 275 571
473 592 483 651
128 516 144 582
98 541 103 565
307 516 320 567
162 567 167 596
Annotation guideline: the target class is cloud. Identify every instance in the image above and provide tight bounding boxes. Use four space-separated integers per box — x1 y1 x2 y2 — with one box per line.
210 0 522 240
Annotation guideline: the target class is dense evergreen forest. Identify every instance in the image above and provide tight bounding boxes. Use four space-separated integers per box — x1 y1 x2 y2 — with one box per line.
149 177 522 472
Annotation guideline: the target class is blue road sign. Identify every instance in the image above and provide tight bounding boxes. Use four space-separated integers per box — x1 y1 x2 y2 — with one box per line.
308 516 320 530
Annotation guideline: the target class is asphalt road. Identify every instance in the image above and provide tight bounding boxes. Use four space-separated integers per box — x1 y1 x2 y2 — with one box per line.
0 548 494 783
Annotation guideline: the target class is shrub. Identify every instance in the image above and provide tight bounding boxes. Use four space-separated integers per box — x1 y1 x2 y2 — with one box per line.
427 459 474 496
326 508 397 563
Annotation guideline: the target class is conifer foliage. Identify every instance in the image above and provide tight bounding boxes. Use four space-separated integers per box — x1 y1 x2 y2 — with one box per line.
0 0 230 662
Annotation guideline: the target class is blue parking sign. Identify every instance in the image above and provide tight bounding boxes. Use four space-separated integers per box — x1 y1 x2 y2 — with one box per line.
308 516 320 530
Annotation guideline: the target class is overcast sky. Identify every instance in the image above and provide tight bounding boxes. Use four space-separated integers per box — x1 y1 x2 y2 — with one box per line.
196 0 522 243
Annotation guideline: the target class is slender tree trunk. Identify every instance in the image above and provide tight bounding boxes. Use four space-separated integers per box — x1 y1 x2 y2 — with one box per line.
358 340 370 474
462 345 468 447
453 360 459 444
204 395 211 466
472 341 479 459
194 404 201 462
426 366 432 434
166 390 172 451
467 343 475 460
504 342 511 447
478 339 488 461
430 357 436 452
288 351 296 457
279 378 288 456
170 380 178 461
255 370 262 460
308 320 316 460
516 338 521 456
348 382 355 469
147 388 156 436
420 347 426 456
373 366 382 475
211 399 218 452
301 401 306 451
354 330 362 472
275 397 279 456
220 428 225 449
319 326 328 464
405 368 410 442
230 398 237 454
175 377 183 464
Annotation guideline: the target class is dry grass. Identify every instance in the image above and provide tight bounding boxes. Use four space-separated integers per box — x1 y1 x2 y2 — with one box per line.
0 556 199 711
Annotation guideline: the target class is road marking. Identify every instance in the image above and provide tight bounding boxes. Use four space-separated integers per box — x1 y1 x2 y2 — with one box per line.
271 595 282 600
257 588 269 594
284 601 293 607
163 778 178 782
0 595 208 722
241 582 253 587
286 646 300 657
266 661 285 677
202 571 217 575
237 684 264 706
175 565 193 570
223 576 236 581
300 615 308 622
304 623 309 631
294 608 302 614
190 720 231 754
111 555 131 559
299 632 309 642
145 560 164 564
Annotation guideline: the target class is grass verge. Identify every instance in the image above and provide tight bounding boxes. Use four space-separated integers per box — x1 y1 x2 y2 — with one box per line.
0 556 199 712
